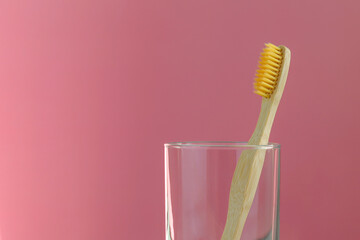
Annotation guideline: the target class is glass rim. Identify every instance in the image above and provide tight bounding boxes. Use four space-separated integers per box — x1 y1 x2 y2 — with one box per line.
164 141 280 149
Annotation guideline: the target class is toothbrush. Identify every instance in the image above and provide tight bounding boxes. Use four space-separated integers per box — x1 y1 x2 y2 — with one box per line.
221 43 291 240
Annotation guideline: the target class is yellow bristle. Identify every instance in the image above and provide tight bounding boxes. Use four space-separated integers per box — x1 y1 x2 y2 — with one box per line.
255 77 274 85
257 69 277 77
253 43 283 98
254 90 269 98
265 43 281 52
254 81 274 89
257 65 279 74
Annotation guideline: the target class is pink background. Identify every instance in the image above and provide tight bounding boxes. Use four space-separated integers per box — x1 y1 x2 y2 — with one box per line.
0 0 359 239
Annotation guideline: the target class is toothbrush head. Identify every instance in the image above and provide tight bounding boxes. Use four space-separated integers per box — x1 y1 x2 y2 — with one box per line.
254 43 283 98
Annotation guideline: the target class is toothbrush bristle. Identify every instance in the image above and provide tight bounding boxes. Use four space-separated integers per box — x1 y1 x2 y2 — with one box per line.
254 43 283 98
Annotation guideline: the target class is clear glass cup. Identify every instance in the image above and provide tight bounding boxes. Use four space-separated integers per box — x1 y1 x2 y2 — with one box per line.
164 142 280 240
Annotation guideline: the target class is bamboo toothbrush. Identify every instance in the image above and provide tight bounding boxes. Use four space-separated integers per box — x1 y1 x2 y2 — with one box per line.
221 43 291 240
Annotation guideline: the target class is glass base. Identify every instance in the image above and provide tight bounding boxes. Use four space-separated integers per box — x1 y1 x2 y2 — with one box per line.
258 231 276 240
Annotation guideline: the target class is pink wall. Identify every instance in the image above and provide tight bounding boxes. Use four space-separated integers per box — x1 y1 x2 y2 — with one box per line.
0 0 359 239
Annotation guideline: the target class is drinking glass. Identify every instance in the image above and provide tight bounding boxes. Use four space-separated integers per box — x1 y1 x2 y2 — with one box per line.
164 141 280 240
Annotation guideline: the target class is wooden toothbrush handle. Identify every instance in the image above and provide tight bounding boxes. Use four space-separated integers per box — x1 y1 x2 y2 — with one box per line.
221 148 266 240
